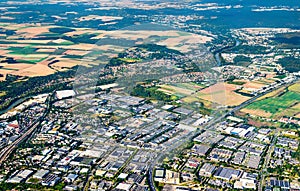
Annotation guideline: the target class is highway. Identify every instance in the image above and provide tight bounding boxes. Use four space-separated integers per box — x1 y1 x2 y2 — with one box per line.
148 78 298 191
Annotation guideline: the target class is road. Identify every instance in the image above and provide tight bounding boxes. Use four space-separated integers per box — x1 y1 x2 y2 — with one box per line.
0 93 53 165
148 129 200 191
0 119 41 164
148 78 298 191
258 129 278 191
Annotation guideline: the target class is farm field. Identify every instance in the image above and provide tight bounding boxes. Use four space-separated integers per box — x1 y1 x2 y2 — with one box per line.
256 87 285 101
181 95 213 110
242 80 266 89
242 83 300 119
240 108 272 118
289 83 300 93
0 23 212 81
157 82 206 99
195 82 251 106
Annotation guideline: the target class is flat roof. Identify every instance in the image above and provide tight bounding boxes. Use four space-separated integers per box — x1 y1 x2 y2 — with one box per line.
155 168 165 178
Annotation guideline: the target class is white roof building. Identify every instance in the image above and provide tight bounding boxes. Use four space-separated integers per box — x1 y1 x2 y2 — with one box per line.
116 183 132 191
234 178 256 189
55 90 76 100
18 169 34 179
33 169 50 179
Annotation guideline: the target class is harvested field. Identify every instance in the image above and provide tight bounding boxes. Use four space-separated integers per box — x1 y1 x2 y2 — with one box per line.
288 83 300 93
243 81 265 89
0 23 27 31
197 82 250 106
0 49 9 54
273 103 300 118
257 87 286 101
36 48 57 53
181 96 212 108
11 63 56 77
15 40 52 44
0 68 13 80
50 58 83 69
16 26 54 38
51 39 74 45
1 63 35 70
0 16 14 20
159 84 195 96
64 50 90 56
240 108 272 118
103 30 180 40
0 25 213 80
158 34 212 47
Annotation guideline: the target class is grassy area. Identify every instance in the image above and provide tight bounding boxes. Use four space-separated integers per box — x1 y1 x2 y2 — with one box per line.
8 46 37 55
171 82 204 91
1 67 18 71
227 80 246 85
177 31 190 36
256 87 285 101
51 40 74 45
158 84 196 96
274 74 287 79
131 84 179 102
119 58 142 63
288 83 300 93
0 91 6 96
247 91 300 113
274 104 300 118
246 86 300 118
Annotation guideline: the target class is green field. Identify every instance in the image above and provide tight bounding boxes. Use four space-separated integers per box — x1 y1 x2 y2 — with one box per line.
246 87 300 117
8 46 37 55
171 82 204 91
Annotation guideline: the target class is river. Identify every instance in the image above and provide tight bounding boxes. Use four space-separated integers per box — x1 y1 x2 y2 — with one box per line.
0 96 32 115
214 39 241 66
